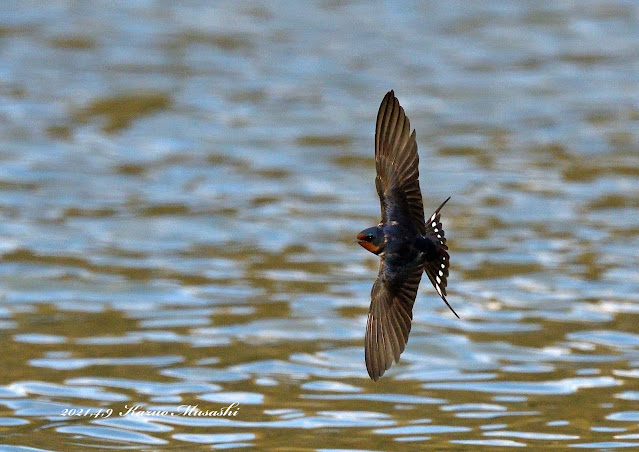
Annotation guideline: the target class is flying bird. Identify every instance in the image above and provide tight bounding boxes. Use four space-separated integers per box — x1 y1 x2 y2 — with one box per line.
357 90 459 381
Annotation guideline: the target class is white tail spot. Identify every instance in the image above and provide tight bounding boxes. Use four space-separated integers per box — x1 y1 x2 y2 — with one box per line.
436 275 441 284
441 263 445 269
435 285 442 296
438 270 443 277
431 222 437 227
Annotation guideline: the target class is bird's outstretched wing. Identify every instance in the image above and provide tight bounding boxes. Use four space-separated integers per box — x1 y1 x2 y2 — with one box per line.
365 262 423 381
375 90 425 235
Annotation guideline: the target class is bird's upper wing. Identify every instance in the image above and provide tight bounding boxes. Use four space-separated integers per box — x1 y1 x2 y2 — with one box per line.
375 90 426 235
365 261 423 380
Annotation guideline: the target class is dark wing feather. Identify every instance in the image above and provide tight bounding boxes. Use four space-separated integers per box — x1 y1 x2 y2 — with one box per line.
375 90 425 235
365 262 423 381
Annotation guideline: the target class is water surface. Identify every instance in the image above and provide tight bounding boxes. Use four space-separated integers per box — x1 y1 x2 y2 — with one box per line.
0 1 638 450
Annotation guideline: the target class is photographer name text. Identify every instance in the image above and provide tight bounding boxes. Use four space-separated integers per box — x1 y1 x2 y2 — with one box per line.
60 403 240 419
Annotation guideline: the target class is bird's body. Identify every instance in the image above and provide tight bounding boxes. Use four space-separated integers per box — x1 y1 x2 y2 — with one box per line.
357 91 458 381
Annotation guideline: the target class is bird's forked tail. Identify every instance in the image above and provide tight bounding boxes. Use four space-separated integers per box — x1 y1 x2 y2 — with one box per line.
423 197 459 318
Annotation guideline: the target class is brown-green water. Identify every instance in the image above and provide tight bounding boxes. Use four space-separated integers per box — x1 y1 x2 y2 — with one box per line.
0 1 638 450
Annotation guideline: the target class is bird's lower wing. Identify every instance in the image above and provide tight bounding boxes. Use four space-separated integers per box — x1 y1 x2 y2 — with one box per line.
365 264 423 381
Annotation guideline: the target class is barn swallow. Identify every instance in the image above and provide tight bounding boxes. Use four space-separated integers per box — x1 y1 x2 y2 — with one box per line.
357 90 459 381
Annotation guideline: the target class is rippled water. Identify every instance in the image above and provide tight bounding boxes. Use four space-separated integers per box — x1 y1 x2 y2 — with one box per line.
0 1 638 450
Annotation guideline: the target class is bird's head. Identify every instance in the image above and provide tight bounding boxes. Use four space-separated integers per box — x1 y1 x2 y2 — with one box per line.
357 227 384 255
